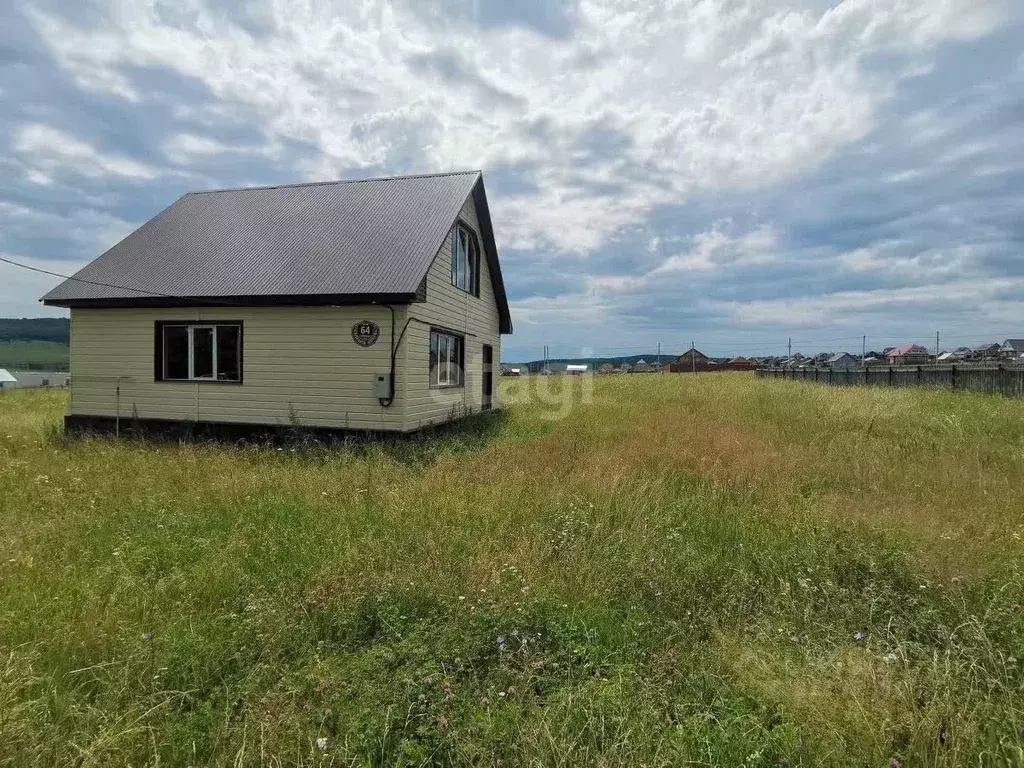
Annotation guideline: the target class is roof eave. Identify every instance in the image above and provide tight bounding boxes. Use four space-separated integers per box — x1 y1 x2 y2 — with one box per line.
43 292 420 310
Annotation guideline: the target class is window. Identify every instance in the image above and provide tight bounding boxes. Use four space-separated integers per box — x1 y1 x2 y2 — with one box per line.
156 323 242 382
429 329 464 388
450 223 480 295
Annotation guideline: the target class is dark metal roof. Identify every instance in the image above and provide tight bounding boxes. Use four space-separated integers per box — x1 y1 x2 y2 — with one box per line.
42 170 512 333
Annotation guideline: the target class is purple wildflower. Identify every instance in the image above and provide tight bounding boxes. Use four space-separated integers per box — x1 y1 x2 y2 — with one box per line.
142 632 152 641
853 631 868 642
889 758 901 768
496 635 505 650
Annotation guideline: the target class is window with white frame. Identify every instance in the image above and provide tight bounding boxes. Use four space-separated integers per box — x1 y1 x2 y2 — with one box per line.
158 323 242 382
429 329 464 387
450 223 480 295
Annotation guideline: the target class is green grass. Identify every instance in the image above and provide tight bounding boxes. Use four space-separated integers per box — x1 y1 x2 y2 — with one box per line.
0 340 69 370
1 375 1022 766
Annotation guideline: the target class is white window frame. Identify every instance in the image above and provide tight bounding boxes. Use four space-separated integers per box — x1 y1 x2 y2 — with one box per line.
450 223 479 295
162 323 241 382
430 329 464 388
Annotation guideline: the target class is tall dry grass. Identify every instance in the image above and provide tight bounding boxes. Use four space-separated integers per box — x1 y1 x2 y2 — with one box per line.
0 376 1022 766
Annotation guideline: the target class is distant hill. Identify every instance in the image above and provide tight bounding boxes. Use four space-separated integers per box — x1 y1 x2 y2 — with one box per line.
0 318 69 344
0 341 69 371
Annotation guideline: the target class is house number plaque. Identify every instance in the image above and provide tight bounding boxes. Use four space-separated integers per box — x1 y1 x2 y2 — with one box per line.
351 320 380 347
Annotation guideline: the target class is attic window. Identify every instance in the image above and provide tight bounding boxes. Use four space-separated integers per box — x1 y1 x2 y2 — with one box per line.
155 322 242 383
451 223 480 295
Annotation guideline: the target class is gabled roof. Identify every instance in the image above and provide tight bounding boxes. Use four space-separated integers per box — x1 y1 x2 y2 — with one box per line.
674 348 708 362
827 352 854 363
0 369 17 383
1001 339 1024 353
889 343 928 356
41 170 512 333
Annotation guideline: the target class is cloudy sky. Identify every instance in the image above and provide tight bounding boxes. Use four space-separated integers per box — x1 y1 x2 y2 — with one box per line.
1 0 1022 361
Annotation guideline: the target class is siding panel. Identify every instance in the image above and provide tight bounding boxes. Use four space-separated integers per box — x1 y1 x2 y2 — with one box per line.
401 194 502 430
69 306 408 430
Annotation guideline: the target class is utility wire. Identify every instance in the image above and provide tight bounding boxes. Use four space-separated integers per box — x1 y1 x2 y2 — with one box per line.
2 256 259 308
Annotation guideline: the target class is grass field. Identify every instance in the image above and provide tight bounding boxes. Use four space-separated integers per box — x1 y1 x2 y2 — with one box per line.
1 374 1022 766
0 340 69 370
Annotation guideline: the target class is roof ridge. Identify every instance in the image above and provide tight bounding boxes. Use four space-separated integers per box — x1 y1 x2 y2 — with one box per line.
185 170 482 196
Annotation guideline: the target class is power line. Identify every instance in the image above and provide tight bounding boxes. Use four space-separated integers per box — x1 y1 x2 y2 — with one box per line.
0 255 246 308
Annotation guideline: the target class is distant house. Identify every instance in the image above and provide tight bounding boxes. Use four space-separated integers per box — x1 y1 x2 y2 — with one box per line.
887 343 930 365
827 352 857 368
618 362 633 373
974 343 1002 360
0 369 17 389
667 348 718 373
936 351 959 362
41 171 513 436
672 349 709 365
633 358 653 373
500 366 522 376
863 356 883 365
565 364 588 375
999 339 1024 359
0 370 69 389
727 356 756 371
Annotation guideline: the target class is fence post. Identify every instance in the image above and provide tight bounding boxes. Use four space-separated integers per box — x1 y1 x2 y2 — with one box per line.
828 368 832 386
951 364 956 390
999 363 1004 396
917 365 922 384
888 367 893 388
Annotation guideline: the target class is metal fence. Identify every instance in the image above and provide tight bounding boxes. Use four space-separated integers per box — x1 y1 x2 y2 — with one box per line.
755 364 1024 397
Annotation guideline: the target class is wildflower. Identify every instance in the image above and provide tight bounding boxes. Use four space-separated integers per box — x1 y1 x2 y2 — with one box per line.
496 635 505 650
142 632 152 641
889 759 901 768
440 716 449 730
315 737 328 750
853 631 868 642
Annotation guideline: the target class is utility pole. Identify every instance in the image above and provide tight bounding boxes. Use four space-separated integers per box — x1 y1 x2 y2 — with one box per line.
862 335 866 370
657 342 661 373
936 331 940 359
788 337 792 361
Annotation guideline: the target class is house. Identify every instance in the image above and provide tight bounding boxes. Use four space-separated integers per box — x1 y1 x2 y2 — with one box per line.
500 366 522 377
41 171 512 436
827 352 857 368
936 351 959 362
3 371 70 389
632 358 653 373
974 343 1002 360
0 369 17 389
726 356 756 371
999 339 1024 359
565 364 589 375
887 343 930 365
667 348 719 373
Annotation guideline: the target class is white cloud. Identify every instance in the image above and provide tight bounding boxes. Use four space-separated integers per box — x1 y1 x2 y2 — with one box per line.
24 0 1005 252
728 277 1024 327
13 124 160 183
654 224 779 273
